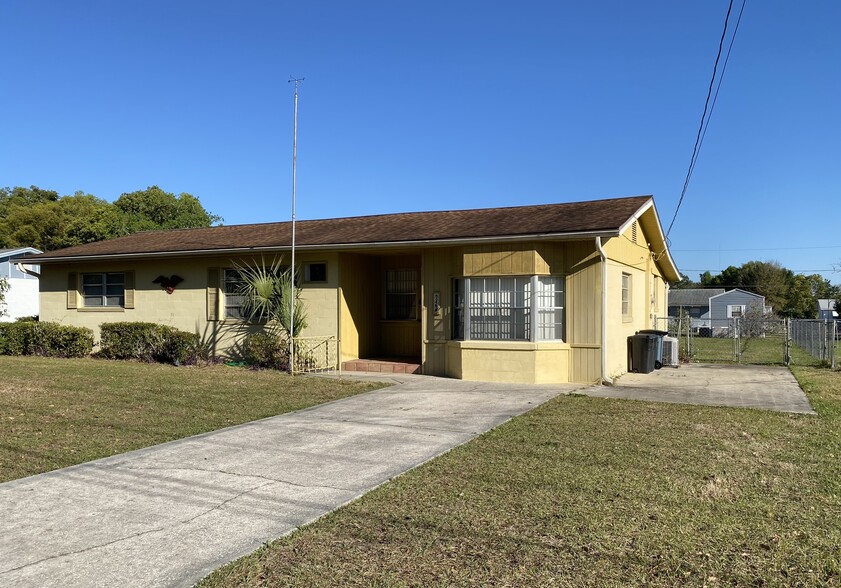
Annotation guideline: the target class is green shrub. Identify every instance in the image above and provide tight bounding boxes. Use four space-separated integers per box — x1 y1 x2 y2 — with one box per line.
99 322 201 365
244 333 288 370
0 321 93 357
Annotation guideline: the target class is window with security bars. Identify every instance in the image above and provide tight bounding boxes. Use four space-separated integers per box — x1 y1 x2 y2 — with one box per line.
385 269 417 320
82 273 124 307
453 276 565 342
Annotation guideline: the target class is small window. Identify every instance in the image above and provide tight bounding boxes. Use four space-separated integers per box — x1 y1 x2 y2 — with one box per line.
82 273 125 307
223 269 248 319
621 273 632 318
728 305 744 318
305 262 327 283
385 269 417 320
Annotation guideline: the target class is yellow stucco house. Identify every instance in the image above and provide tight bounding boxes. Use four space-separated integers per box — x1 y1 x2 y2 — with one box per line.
25 195 679 384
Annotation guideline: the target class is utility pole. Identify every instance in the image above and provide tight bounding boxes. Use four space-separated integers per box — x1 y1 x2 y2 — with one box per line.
289 76 303 374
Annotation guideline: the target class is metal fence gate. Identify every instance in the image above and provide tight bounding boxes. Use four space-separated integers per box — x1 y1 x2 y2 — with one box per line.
653 317 838 368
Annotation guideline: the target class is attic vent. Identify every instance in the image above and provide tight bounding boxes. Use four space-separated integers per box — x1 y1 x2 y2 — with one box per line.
632 221 638 244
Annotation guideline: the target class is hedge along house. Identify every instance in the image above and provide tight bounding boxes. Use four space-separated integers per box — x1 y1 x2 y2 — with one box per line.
22 195 679 384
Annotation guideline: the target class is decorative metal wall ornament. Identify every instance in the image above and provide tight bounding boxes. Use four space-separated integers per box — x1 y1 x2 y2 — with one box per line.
152 275 184 294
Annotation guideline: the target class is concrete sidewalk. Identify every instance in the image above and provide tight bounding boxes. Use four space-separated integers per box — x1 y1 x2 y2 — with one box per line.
0 375 581 588
589 363 815 414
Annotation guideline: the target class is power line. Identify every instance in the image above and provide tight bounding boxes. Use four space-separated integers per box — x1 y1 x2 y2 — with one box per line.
674 245 841 252
666 0 747 239
685 0 747 190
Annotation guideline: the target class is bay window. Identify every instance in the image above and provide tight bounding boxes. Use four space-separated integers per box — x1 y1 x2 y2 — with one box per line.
453 276 565 342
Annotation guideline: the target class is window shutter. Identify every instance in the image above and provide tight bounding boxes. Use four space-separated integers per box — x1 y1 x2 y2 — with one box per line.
207 267 220 321
124 271 135 309
67 272 78 309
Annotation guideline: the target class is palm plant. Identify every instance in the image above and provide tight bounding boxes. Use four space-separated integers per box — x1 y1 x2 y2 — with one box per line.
232 257 308 339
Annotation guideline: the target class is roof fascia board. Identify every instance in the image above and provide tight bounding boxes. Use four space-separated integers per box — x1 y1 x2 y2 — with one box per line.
708 288 764 301
614 198 681 282
28 229 620 264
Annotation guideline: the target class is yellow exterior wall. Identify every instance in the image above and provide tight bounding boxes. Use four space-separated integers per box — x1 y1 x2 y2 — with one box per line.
38 228 670 385
601 221 670 381
338 253 379 363
422 240 600 384
39 253 340 359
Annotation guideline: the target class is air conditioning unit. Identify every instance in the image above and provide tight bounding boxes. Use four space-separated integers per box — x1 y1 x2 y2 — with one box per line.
662 336 679 367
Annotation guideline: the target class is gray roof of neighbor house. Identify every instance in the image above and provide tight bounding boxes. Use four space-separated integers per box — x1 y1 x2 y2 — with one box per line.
21 195 680 279
668 288 725 307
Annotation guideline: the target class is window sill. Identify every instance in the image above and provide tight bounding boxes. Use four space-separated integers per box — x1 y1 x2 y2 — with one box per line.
78 307 126 312
448 340 568 351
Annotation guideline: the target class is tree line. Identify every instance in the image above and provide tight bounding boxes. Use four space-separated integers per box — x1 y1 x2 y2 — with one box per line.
0 185 221 252
673 260 840 320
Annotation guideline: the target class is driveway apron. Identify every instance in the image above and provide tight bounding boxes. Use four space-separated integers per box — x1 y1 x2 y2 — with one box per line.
0 375 579 588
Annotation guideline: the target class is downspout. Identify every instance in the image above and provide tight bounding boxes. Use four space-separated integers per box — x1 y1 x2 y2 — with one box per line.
595 237 609 384
15 263 41 278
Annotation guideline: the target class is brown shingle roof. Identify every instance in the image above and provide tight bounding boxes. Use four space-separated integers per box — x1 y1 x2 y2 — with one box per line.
27 195 653 261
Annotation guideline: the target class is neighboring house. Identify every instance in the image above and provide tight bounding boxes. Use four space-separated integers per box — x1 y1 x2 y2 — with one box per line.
0 247 41 322
709 288 768 336
667 288 725 333
817 299 838 321
19 195 680 384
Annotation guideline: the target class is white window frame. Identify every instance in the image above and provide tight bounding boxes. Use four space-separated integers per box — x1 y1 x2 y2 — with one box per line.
727 304 745 318
223 268 249 320
453 275 565 342
82 272 125 308
621 272 632 319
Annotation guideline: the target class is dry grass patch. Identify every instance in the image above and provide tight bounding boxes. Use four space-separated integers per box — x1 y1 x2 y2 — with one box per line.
200 367 841 587
0 356 381 482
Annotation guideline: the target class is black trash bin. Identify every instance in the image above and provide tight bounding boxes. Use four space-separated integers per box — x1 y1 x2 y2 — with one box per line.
628 333 657 374
637 329 669 369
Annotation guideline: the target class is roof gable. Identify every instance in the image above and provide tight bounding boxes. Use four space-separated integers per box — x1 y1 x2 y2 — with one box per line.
709 288 765 303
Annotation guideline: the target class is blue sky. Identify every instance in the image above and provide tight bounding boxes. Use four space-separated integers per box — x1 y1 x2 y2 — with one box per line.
2 1 839 282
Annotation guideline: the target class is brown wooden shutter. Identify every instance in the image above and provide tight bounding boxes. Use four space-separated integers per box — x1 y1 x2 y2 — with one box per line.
67 272 78 309
124 271 135 309
207 267 220 321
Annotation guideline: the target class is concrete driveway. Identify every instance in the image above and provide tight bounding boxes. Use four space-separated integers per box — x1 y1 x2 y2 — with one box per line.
0 375 582 588
588 363 815 414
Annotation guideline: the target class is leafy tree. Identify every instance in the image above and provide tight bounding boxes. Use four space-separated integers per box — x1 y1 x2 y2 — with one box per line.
114 186 222 233
0 186 58 218
669 275 700 289
700 260 840 319
701 260 792 313
0 185 221 251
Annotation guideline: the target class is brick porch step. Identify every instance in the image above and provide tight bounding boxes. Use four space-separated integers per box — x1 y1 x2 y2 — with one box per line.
342 358 421 374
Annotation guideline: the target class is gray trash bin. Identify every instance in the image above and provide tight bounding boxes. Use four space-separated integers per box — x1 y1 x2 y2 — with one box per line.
637 329 669 369
628 333 657 374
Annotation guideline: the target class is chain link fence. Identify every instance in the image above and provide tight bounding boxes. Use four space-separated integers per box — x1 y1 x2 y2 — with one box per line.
654 317 838 368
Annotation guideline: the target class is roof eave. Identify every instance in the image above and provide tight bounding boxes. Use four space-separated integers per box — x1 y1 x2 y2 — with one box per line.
27 229 621 264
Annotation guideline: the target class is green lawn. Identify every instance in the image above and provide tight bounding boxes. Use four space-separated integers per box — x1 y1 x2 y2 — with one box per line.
690 336 822 367
200 366 841 587
0 356 381 483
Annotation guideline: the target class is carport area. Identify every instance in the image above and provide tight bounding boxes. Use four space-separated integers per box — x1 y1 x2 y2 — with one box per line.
586 363 815 414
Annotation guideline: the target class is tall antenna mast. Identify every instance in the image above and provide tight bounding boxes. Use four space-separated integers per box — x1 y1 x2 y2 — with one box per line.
288 76 303 374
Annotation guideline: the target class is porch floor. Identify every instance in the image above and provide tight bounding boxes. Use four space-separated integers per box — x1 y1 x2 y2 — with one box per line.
342 357 421 374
